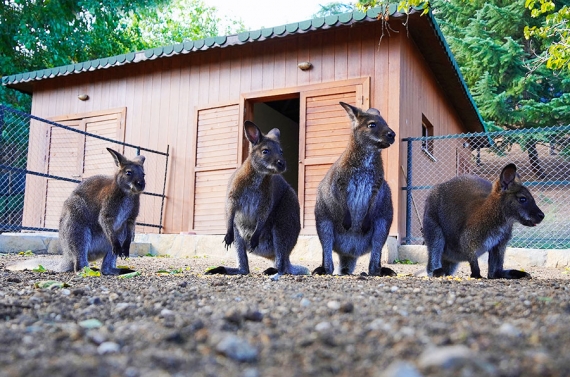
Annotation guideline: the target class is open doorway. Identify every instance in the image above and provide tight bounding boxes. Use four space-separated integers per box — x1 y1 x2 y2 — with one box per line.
251 96 300 192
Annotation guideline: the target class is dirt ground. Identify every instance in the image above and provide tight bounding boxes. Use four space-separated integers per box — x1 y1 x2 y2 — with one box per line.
0 252 569 377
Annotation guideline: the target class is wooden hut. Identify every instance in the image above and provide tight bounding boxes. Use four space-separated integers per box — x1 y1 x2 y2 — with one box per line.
3 6 485 244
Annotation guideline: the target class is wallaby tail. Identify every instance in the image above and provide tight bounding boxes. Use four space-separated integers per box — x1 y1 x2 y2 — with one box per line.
6 257 73 273
289 264 310 276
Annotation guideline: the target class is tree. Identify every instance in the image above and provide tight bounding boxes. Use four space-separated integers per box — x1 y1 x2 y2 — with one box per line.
0 0 243 111
430 0 570 176
313 2 356 18
524 0 570 71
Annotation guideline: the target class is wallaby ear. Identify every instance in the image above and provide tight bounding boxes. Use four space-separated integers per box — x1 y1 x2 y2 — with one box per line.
339 102 361 126
132 155 146 165
107 148 127 167
266 128 281 141
499 163 519 191
244 121 262 145
366 108 381 116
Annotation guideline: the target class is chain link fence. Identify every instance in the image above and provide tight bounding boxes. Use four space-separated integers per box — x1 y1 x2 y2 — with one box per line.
402 125 570 249
0 105 169 234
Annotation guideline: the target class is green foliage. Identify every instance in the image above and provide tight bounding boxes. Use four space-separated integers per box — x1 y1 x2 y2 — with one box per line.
313 2 356 17
118 271 141 278
431 0 570 158
77 266 101 277
32 265 47 273
18 250 34 256
156 268 184 275
392 258 418 264
0 0 244 111
524 0 570 70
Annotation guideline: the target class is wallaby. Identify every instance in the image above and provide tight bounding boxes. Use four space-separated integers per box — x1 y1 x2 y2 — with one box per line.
423 163 545 279
7 148 145 275
205 121 308 278
312 102 396 276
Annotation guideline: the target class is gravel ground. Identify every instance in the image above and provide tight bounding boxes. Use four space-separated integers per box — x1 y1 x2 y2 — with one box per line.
0 252 569 377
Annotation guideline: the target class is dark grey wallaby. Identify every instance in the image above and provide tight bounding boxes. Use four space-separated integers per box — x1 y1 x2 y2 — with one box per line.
205 121 308 278
7 148 145 275
313 102 396 276
423 163 545 279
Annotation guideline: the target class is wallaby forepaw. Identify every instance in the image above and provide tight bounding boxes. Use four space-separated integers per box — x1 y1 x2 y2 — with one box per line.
263 267 279 275
342 211 352 230
340 267 351 275
312 266 327 275
361 214 371 234
249 235 259 250
223 233 234 250
205 266 228 275
380 267 397 277
470 272 483 279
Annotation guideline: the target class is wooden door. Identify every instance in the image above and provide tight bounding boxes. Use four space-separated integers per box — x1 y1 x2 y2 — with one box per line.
299 82 369 234
190 104 240 233
42 112 125 229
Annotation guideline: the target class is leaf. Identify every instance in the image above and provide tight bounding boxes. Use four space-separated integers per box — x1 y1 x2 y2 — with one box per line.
77 266 101 277
32 265 47 273
34 280 69 289
78 319 103 329
156 268 183 275
118 271 141 279
19 250 34 256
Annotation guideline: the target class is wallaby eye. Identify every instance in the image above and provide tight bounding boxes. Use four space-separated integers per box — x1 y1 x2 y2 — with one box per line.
262 149 270 155
368 122 377 128
126 170 132 176
518 196 527 204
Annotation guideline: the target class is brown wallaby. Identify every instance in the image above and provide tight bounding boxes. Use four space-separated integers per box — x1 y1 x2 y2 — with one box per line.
7 148 145 275
205 121 308 279
423 163 545 279
312 102 397 276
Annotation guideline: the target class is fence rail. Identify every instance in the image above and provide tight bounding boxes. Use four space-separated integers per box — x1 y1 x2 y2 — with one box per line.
402 125 570 249
0 104 169 234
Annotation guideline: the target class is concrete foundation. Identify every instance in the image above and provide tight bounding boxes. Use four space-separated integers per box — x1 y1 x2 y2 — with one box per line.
1 233 567 268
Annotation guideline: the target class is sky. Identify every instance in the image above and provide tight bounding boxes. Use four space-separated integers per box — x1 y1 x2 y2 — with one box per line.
202 0 330 31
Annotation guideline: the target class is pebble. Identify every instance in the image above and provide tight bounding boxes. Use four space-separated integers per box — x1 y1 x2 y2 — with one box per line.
61 289 71 296
379 361 423 377
315 322 332 332
390 286 399 292
327 301 341 310
97 341 120 354
418 345 472 369
300 298 311 307
216 334 258 362
498 323 522 337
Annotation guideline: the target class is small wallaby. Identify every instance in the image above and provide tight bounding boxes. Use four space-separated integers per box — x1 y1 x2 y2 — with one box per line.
205 121 308 278
312 102 396 276
7 148 145 275
423 163 545 279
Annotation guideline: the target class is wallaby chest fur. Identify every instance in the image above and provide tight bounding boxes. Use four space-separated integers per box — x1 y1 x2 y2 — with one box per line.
423 164 544 279
206 121 308 277
7 148 145 275
314 102 396 276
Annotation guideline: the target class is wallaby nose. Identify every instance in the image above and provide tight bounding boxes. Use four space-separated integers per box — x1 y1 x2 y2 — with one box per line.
385 130 396 143
276 159 285 170
537 211 545 221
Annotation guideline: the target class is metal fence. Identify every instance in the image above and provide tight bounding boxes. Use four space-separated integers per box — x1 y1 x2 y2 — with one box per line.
402 125 570 249
0 105 169 234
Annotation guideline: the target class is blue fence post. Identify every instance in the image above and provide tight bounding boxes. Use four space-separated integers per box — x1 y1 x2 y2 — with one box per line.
405 138 413 245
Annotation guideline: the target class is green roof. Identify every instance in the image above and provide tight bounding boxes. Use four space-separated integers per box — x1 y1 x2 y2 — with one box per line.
2 5 485 132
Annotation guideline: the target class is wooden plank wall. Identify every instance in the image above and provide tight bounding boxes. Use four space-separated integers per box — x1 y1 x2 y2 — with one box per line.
28 21 467 240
